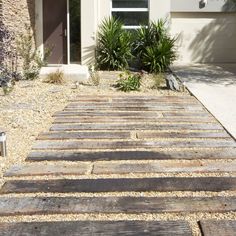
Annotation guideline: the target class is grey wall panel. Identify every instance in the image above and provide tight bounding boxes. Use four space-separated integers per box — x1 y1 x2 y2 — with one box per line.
171 0 236 12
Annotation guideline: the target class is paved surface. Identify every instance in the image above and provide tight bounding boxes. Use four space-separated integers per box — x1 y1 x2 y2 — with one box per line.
1 95 236 235
172 64 236 139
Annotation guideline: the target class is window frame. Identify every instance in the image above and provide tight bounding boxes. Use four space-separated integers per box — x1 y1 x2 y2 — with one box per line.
111 0 150 29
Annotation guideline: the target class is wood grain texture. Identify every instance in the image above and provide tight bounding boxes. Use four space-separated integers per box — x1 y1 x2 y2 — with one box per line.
63 106 203 112
37 132 131 140
199 220 236 236
93 160 236 174
53 117 216 124
53 111 161 117
0 197 235 215
50 123 223 131
137 131 230 139
2 177 236 193
65 103 202 109
27 149 236 162
0 221 192 236
162 112 211 117
32 140 235 150
4 163 90 177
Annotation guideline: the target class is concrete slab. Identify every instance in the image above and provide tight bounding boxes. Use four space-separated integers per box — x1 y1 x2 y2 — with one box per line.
172 64 236 139
40 65 89 83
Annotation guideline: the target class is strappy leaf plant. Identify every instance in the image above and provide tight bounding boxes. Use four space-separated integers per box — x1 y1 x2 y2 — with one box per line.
96 17 133 70
134 19 177 73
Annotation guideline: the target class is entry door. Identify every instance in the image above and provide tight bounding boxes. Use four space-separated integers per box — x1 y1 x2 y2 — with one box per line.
43 0 67 64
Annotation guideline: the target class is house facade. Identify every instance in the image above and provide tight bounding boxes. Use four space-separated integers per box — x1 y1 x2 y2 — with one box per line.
1 0 236 67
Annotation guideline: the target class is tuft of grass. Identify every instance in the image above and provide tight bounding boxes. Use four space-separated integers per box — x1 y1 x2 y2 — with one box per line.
89 66 100 86
151 73 165 89
90 72 100 86
44 69 64 84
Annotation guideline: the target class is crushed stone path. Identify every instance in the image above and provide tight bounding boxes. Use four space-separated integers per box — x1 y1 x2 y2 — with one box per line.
0 94 236 236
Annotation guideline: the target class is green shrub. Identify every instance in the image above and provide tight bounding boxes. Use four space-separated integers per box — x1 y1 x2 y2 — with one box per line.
115 71 142 92
134 19 177 73
96 17 133 70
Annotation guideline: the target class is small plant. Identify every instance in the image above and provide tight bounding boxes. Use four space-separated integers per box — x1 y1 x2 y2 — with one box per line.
96 17 133 70
89 65 100 86
44 69 64 84
17 24 51 80
115 71 142 92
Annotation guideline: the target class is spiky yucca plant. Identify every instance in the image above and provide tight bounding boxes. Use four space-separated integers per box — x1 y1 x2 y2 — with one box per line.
96 17 132 70
134 19 177 73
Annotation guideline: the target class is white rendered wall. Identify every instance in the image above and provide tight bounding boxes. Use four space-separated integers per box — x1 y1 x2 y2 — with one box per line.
81 0 98 65
149 0 170 21
170 12 236 63
35 0 43 55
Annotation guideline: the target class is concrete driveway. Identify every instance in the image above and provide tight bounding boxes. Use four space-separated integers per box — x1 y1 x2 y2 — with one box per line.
172 64 236 139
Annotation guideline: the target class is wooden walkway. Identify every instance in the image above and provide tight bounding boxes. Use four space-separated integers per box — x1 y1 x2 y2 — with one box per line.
1 95 236 235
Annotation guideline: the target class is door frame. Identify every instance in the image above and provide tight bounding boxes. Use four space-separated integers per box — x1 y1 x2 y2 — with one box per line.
66 0 70 64
35 0 72 65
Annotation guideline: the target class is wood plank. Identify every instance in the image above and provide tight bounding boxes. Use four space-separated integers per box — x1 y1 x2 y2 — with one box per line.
53 117 216 124
137 131 230 139
27 149 236 162
69 99 198 103
199 220 236 236
50 123 223 131
37 132 131 140
0 196 235 216
66 103 202 109
93 160 236 174
74 95 194 100
70 98 110 102
4 163 90 177
53 111 161 117
0 221 192 236
32 140 236 150
2 177 236 193
163 112 211 117
63 106 203 112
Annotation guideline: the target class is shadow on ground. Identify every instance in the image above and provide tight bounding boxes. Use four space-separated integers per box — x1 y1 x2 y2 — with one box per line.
172 64 236 86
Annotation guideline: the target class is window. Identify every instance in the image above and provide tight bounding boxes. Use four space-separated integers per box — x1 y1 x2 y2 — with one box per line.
112 0 149 29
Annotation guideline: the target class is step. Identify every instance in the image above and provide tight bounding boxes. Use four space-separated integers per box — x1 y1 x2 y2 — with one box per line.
4 163 90 177
0 196 235 216
0 221 192 236
53 111 211 117
27 149 236 162
6 160 236 177
93 160 236 174
53 117 217 124
49 123 224 131
37 131 131 140
199 220 236 236
32 140 235 150
2 177 236 194
63 106 204 112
